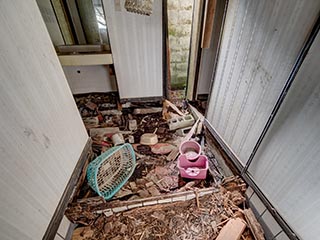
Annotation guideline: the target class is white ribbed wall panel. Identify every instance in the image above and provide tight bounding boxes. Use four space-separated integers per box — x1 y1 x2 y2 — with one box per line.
206 0 320 165
0 1 88 239
248 33 320 240
103 0 163 99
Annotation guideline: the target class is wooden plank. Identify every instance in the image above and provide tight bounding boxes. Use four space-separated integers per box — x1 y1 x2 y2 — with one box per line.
71 226 94 240
201 0 217 48
244 209 265 240
186 0 205 100
58 53 113 66
216 218 246 240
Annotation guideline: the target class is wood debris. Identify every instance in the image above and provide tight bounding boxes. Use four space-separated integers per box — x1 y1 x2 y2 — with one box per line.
244 208 265 240
70 94 265 240
70 177 264 240
216 218 246 240
65 197 105 225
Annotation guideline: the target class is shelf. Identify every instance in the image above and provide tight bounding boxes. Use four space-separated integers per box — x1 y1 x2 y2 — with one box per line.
58 53 113 66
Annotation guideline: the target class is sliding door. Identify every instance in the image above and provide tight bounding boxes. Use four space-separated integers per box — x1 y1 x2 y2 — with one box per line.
206 0 319 165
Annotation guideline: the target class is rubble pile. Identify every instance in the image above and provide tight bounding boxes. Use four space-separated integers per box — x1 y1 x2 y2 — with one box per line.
68 93 264 240
70 177 261 240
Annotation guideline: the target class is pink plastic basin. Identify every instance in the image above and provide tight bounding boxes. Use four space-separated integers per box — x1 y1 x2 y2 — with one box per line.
177 154 208 179
179 140 201 160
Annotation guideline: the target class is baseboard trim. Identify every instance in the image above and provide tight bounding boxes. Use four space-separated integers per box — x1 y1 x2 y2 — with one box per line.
43 138 92 240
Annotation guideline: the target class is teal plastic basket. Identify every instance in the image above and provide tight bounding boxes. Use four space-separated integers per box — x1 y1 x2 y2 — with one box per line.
87 143 136 200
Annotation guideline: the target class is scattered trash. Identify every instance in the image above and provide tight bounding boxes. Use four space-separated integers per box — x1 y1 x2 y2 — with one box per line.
179 140 201 160
111 133 125 146
82 117 99 129
140 133 158 145
133 107 162 115
90 127 120 146
89 127 119 138
128 119 137 131
150 143 175 155
100 109 122 116
176 126 192 136
168 114 195 131
70 93 258 240
87 144 136 200
163 99 185 116
85 101 98 111
69 177 258 240
127 135 135 143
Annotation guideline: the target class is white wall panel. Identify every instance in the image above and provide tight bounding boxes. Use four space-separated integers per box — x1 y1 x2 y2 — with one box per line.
248 33 320 240
103 0 163 99
63 65 117 94
0 1 88 239
206 0 320 164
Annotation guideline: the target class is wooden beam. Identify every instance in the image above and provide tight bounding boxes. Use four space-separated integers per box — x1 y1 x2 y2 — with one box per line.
244 209 265 240
58 53 113 66
201 0 217 48
216 218 246 240
186 0 205 100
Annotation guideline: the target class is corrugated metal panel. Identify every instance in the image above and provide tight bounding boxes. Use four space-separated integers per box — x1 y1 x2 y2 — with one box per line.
103 0 163 99
206 0 320 165
248 32 320 240
0 1 88 239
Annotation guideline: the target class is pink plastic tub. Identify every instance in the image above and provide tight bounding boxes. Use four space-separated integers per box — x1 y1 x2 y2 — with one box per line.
179 140 201 160
177 154 208 179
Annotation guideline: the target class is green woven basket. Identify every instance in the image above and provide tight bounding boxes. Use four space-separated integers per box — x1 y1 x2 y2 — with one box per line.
87 143 136 200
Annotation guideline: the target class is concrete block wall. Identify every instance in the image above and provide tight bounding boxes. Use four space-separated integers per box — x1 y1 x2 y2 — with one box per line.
167 0 193 89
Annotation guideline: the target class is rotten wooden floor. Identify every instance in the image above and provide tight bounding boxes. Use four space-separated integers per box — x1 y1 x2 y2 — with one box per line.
66 93 264 240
